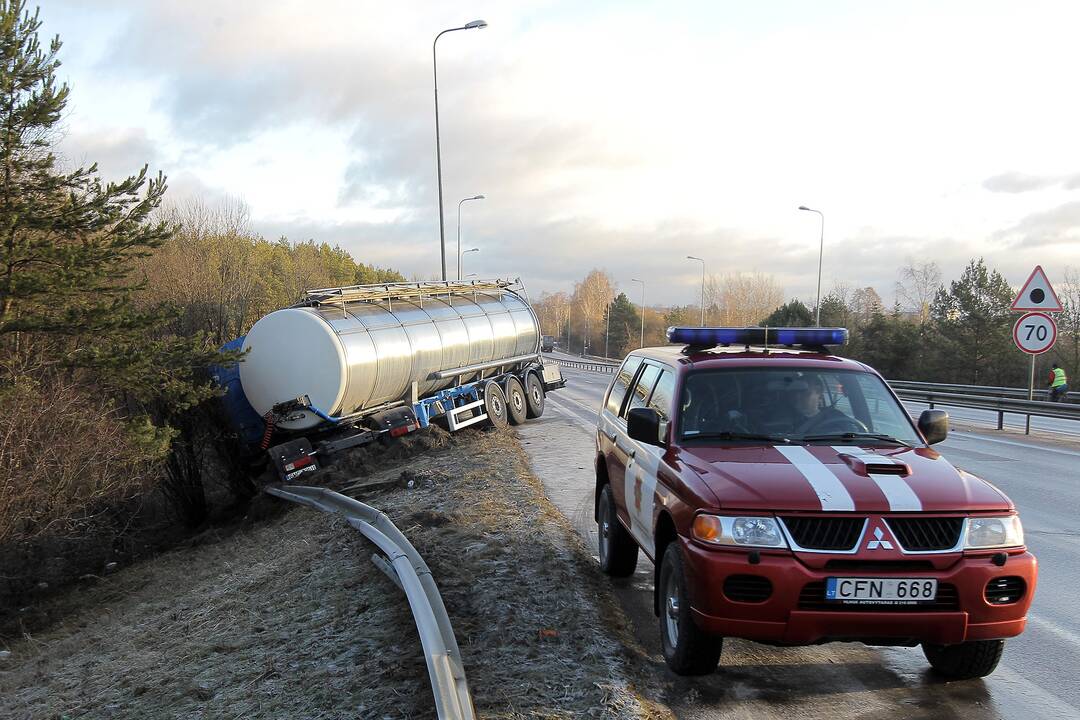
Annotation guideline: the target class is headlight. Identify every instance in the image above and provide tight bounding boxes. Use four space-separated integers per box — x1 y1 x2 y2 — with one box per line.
692 514 788 548
964 515 1024 549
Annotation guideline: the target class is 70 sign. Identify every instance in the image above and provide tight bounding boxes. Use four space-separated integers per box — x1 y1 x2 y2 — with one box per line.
1013 312 1057 355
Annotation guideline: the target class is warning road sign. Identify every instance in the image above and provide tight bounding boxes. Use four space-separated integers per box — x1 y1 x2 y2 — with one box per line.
1013 312 1057 354
1012 266 1063 312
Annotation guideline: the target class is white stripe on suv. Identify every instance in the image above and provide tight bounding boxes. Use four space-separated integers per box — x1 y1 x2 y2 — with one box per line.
775 445 856 511
834 446 922 512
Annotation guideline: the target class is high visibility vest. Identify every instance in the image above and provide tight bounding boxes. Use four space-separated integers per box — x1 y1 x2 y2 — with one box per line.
1051 367 1067 387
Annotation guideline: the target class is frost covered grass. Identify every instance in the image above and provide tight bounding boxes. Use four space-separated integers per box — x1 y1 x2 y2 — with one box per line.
0 426 671 719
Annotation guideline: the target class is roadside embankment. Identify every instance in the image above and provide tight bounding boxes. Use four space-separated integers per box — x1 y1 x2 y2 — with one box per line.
0 425 671 719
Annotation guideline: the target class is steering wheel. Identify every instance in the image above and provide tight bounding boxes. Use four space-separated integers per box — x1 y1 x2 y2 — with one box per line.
804 413 868 435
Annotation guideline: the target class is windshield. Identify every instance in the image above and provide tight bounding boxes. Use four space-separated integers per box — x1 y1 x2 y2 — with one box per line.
678 367 923 446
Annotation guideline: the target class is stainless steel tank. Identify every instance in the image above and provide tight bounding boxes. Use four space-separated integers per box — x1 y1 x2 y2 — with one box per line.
239 280 540 430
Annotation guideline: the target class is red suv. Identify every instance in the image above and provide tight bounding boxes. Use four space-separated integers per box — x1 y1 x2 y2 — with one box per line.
594 327 1036 678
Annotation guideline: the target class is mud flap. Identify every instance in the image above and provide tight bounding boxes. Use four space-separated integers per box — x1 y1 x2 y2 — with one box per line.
268 438 319 483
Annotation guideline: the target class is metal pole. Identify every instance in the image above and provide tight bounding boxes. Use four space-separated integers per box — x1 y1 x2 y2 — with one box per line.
687 256 705 326
798 206 825 326
605 302 611 358
1026 354 1035 434
456 195 484 280
433 22 487 282
632 278 645 348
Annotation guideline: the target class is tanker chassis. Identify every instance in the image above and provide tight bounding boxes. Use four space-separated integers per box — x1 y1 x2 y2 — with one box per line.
214 279 565 482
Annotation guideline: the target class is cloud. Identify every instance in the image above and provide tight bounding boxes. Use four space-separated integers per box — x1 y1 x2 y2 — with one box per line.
55 127 159 181
982 172 1058 194
993 201 1080 247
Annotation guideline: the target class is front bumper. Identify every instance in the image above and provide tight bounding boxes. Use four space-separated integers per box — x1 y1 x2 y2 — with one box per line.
681 537 1037 646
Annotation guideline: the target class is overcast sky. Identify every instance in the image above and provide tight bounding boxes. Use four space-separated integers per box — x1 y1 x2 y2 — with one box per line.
46 0 1080 306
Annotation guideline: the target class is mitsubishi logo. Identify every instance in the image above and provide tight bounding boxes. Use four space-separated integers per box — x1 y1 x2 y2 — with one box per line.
866 526 894 550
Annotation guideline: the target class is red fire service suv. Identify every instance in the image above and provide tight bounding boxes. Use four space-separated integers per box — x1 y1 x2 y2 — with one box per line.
594 327 1036 678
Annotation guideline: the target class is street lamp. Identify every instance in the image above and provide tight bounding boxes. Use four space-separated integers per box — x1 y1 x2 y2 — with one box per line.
687 255 705 326
460 247 479 277
457 194 485 279
798 205 825 326
632 278 645 348
433 19 488 281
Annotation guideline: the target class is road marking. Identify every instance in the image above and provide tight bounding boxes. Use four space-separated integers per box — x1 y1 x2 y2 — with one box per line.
951 431 1080 458
1027 613 1080 649
775 445 856 511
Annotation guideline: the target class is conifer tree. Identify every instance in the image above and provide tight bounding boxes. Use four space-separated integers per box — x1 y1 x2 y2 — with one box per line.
0 1 232 410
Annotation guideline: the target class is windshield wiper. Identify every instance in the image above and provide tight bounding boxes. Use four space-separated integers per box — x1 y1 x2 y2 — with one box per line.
683 431 797 445
801 432 914 448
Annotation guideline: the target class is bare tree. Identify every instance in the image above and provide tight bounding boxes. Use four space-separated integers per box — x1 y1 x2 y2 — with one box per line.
896 260 942 322
704 272 785 326
1057 267 1080 381
850 286 885 325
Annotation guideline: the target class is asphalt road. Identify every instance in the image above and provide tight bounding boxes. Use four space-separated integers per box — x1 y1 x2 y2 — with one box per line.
517 356 1080 719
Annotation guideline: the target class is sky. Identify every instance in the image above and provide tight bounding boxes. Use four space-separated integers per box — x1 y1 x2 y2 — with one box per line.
43 0 1080 307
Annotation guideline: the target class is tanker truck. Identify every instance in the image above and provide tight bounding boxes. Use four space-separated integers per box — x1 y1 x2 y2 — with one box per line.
214 278 565 482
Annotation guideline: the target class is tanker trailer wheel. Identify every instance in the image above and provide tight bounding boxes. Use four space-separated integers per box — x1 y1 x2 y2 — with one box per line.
483 382 510 429
525 373 546 418
505 377 528 425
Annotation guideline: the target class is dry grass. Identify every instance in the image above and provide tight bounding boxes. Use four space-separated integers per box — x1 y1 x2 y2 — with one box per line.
0 425 673 719
0 378 160 544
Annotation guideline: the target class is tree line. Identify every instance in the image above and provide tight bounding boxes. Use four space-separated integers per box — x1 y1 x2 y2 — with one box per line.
533 260 1080 390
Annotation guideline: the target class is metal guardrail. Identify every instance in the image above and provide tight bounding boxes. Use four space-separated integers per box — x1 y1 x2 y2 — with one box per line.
265 485 475 720
888 381 1080 432
888 380 1076 404
550 358 616 374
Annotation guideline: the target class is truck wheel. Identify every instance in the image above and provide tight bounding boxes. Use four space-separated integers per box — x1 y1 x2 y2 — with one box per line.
483 382 509 429
505 377 528 425
598 485 638 576
525 373 546 418
923 639 1005 679
658 542 722 676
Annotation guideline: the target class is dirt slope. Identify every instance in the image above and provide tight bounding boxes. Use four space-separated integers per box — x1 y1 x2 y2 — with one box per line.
0 426 671 719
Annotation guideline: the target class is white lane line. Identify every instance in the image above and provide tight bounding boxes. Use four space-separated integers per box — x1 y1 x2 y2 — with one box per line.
775 445 856 511
951 431 1080 459
1027 613 1080 649
833 446 922 511
546 395 599 432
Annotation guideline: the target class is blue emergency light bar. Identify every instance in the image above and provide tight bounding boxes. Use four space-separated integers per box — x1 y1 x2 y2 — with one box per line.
666 326 848 348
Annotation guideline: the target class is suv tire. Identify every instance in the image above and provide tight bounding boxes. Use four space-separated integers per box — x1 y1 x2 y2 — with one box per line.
923 639 1005 679
658 542 722 676
598 484 638 576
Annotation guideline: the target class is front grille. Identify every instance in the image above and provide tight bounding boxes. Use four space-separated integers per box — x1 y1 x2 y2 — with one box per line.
798 581 960 611
781 517 865 551
985 577 1025 605
824 560 936 572
723 574 772 603
887 517 963 551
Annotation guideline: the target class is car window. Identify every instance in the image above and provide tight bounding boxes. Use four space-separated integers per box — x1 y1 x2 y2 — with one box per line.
852 373 919 439
648 369 676 420
626 364 661 414
677 368 922 445
605 355 643 416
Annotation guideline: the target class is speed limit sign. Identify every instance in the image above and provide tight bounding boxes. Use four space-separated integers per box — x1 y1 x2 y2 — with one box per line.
1013 312 1057 354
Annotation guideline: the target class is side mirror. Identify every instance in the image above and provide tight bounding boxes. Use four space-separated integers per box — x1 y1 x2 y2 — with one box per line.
627 407 665 447
918 409 948 445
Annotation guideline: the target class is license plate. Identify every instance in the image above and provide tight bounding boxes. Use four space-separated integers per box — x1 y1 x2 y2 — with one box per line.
826 577 937 604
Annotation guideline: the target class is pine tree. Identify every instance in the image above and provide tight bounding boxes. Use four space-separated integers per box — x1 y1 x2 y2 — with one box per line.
0 1 234 410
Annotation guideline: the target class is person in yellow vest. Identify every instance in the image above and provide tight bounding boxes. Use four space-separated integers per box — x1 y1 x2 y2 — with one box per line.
1048 363 1068 402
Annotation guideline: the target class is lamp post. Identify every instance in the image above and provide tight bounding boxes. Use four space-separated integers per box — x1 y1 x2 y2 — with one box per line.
632 278 645 348
456 194 485 280
798 205 825 326
604 300 612 359
433 19 487 281
687 255 705 326
460 247 478 277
